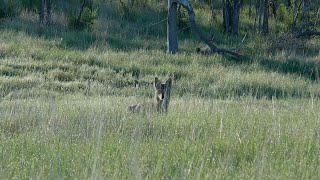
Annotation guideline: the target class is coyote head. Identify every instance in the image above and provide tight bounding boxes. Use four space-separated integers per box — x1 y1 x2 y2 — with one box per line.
128 77 173 114
154 77 172 113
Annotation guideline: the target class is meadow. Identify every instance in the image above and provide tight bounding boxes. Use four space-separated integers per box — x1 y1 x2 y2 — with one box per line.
1 1 320 179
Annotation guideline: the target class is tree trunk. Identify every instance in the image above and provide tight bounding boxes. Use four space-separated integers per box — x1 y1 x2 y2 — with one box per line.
46 0 52 25
167 0 178 54
249 0 252 17
287 0 291 8
258 0 263 32
302 0 311 20
231 0 241 36
210 0 215 21
253 0 258 32
223 0 231 34
223 0 241 36
77 0 86 25
262 0 269 34
39 0 45 24
296 30 320 38
291 0 303 32
271 0 277 18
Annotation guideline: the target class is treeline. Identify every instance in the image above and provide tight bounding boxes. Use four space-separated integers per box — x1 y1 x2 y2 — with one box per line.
202 0 319 37
112 0 320 37
0 0 319 36
0 0 97 30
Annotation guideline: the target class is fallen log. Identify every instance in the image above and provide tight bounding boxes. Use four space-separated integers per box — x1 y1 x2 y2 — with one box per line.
175 1 242 58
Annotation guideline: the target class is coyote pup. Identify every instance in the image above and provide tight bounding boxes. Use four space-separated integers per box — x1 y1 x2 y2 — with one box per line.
128 77 172 113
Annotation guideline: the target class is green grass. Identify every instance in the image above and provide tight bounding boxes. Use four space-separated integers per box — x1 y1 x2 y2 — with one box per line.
1 96 320 179
1 28 319 99
1 1 320 179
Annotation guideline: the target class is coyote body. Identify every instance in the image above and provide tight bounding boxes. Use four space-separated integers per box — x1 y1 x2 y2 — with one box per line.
196 35 216 55
128 77 172 113
196 46 211 55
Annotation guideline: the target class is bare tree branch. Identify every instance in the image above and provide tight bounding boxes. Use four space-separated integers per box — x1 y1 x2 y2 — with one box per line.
177 1 242 58
77 0 86 23
296 30 320 38
294 20 320 37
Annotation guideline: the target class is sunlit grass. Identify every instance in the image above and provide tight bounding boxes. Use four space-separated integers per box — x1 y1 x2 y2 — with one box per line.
1 96 320 179
1 28 319 100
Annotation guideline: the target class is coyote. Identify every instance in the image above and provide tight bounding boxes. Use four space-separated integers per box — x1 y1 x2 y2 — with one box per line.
196 35 216 55
128 77 172 113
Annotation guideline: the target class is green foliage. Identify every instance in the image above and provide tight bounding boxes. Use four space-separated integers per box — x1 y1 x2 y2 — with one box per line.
117 0 135 21
177 5 190 35
82 7 98 28
277 3 293 30
68 7 97 30
0 0 21 18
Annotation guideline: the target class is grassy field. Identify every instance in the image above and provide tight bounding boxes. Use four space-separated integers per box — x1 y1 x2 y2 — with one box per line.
1 96 320 179
1 1 320 179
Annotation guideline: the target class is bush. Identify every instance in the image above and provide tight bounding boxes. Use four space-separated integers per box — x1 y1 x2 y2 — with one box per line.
68 7 97 30
81 7 97 29
117 0 135 21
277 4 293 30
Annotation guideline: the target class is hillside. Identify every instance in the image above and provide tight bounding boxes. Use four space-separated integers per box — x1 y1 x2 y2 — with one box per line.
1 1 320 100
1 1 320 179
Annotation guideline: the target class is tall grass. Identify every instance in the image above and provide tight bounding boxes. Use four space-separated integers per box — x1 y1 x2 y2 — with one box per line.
1 96 320 179
1 28 319 100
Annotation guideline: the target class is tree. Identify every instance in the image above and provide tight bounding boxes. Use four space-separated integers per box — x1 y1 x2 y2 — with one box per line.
21 0 53 25
46 0 52 25
294 0 320 37
39 0 45 24
290 0 303 31
69 0 97 30
249 0 253 17
262 0 269 34
255 0 269 34
167 0 178 54
287 0 291 7
271 0 278 18
223 0 241 36
167 0 241 57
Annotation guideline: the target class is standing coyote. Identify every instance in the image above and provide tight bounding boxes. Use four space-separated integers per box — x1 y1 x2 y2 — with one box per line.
128 77 172 113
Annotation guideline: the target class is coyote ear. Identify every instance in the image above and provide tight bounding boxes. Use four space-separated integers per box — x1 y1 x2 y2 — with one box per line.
154 77 161 89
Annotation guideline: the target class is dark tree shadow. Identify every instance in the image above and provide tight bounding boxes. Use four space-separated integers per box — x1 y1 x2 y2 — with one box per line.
259 57 320 81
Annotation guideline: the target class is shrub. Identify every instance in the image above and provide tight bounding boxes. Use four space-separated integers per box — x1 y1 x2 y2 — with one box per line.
277 4 293 30
117 0 135 20
68 6 97 30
